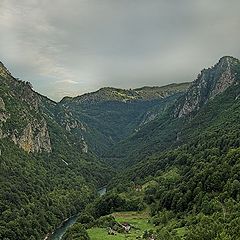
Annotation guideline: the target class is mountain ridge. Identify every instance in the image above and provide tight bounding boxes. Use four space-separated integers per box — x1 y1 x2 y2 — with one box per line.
1 56 240 239
174 56 240 118
60 82 190 105
105 56 240 168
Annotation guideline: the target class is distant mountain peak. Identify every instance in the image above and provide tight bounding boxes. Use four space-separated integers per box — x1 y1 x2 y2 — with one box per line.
175 56 240 118
219 55 239 63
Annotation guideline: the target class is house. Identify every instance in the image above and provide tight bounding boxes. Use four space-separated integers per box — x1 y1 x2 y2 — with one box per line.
120 222 131 232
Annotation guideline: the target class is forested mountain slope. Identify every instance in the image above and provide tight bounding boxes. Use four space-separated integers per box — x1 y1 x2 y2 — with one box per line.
107 56 240 239
0 62 112 240
59 83 190 156
108 56 240 168
1 55 240 239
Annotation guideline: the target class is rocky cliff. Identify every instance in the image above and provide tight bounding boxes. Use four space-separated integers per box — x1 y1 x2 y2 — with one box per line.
175 56 240 117
0 62 52 153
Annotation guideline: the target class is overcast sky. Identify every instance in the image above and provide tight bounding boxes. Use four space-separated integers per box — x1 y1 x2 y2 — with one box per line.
0 0 240 101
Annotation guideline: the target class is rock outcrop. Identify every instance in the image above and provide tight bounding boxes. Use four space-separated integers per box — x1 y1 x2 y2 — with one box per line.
0 62 52 153
0 61 12 79
0 97 9 139
18 120 52 153
175 56 240 118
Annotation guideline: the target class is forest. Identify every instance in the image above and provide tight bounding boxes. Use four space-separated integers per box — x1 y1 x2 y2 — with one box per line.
1 56 240 240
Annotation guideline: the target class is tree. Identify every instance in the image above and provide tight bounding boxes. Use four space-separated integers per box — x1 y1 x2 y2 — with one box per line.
62 223 90 240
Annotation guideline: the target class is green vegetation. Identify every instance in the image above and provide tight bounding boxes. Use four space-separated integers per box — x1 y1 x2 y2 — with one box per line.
88 211 156 240
62 223 90 240
1 56 240 239
0 71 112 239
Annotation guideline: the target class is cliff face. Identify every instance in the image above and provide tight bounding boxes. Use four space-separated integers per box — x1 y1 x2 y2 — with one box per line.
175 56 240 118
17 120 51 153
0 62 12 78
0 62 52 153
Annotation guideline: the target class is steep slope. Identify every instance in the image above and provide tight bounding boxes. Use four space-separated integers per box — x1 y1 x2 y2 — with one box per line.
58 83 190 156
0 62 112 240
2 55 240 239
108 57 240 238
174 56 240 117
0 62 52 153
108 56 240 168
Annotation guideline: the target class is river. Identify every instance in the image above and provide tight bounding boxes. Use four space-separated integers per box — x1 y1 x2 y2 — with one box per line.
98 186 107 196
47 186 106 240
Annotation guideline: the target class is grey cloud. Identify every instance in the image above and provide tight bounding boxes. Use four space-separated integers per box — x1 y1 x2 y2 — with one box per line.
0 0 240 100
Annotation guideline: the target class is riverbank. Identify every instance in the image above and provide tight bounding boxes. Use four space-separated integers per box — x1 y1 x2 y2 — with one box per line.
45 186 107 240
47 215 78 240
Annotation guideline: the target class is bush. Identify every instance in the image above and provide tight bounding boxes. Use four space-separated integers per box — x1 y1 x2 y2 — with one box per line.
76 213 95 228
62 223 90 240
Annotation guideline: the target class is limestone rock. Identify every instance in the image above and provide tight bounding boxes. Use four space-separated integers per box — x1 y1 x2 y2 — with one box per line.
175 56 239 118
18 119 52 153
0 62 12 78
81 136 88 153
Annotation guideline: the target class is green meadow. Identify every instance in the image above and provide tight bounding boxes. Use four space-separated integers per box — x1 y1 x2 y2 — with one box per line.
87 211 156 240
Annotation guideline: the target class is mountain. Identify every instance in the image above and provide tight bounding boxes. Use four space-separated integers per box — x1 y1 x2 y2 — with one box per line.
58 83 190 156
0 62 112 240
1 56 240 239
174 56 240 117
105 56 240 239
108 56 240 168
0 62 52 153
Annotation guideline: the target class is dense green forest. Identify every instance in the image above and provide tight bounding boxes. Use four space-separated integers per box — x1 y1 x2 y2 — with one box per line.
59 83 189 156
0 64 112 239
61 56 240 239
1 56 240 239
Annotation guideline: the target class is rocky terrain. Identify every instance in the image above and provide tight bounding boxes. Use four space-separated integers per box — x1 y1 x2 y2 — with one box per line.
175 56 240 117
107 56 240 167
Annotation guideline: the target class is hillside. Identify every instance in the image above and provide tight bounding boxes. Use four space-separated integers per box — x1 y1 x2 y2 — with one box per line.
107 56 240 168
105 56 240 239
0 62 112 240
1 56 240 240
58 83 190 156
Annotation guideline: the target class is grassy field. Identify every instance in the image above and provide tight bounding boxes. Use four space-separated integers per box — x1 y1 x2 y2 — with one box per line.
87 211 156 240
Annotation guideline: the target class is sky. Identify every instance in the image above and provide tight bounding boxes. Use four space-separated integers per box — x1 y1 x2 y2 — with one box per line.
0 0 240 101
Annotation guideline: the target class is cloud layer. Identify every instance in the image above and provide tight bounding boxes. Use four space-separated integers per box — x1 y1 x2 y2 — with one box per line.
0 0 240 100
